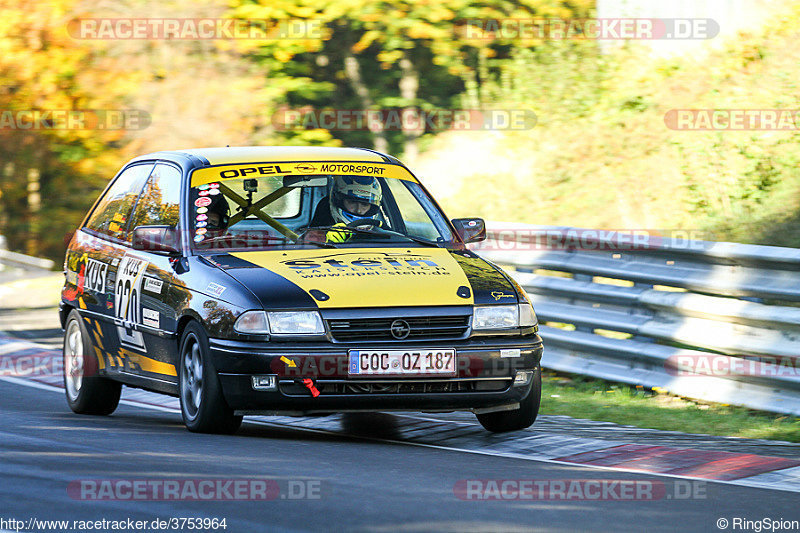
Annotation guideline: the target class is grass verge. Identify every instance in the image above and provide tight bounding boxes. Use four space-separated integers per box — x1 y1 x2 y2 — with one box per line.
541 371 800 443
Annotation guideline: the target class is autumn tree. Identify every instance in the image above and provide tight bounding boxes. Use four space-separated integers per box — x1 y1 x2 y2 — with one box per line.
0 0 136 259
228 0 594 161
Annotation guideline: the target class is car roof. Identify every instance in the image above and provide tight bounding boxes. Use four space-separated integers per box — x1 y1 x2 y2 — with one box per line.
130 146 397 167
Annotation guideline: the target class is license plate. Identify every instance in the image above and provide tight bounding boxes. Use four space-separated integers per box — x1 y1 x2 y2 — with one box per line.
348 349 457 376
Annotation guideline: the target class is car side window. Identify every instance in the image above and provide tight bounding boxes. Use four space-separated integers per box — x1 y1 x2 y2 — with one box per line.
129 163 182 229
84 164 154 241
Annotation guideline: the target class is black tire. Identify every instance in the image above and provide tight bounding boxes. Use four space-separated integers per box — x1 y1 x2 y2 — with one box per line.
476 367 541 433
178 321 242 434
63 310 121 415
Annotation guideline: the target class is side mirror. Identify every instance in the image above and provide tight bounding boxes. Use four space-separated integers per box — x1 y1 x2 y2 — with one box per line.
452 218 486 244
132 226 180 255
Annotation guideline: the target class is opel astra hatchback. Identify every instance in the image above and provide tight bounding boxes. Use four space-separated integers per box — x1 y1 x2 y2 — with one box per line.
61 146 543 434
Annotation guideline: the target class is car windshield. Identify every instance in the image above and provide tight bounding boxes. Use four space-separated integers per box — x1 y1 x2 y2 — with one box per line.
188 165 455 252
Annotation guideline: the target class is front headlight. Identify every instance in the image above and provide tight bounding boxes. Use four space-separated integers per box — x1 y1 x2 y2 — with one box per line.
267 311 325 335
473 305 518 329
234 310 325 335
234 310 269 334
473 303 538 330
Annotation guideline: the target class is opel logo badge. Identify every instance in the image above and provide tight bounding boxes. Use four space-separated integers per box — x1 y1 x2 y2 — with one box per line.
295 163 316 173
390 319 411 340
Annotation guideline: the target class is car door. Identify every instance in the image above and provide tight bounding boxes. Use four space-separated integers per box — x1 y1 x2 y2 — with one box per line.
69 162 154 376
120 162 183 384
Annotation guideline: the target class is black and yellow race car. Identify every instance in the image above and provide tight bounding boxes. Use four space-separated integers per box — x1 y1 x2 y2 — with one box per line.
60 146 543 433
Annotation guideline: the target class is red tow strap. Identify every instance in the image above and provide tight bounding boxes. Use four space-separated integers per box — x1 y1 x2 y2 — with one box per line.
302 378 320 398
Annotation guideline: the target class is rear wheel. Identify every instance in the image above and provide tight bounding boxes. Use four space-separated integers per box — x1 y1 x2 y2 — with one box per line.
179 321 242 434
476 367 541 433
63 310 121 415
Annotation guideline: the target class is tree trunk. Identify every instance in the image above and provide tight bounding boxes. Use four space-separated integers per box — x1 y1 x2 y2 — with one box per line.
26 167 41 256
343 51 388 154
399 54 420 164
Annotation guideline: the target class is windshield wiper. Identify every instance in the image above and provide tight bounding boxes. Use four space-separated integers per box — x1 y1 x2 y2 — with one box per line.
196 234 335 249
310 225 442 247
391 233 442 248
271 236 336 249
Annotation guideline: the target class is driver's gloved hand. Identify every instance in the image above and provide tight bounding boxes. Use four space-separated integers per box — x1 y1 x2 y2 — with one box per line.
326 223 352 243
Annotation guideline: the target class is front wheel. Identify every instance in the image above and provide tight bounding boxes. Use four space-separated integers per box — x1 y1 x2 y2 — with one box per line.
63 310 121 415
476 367 541 433
179 321 242 434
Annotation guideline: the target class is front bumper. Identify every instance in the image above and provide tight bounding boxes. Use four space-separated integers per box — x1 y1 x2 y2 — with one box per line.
209 335 543 415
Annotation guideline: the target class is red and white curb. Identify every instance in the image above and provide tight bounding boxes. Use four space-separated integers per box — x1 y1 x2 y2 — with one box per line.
2 333 799 493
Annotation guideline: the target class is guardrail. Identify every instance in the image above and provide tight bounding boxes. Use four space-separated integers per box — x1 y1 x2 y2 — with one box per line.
0 248 55 271
473 222 800 416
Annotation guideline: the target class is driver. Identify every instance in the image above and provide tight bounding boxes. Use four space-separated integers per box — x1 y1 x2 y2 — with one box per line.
330 175 382 224
310 176 382 243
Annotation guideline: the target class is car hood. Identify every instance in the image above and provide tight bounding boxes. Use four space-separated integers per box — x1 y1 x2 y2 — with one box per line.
207 248 519 309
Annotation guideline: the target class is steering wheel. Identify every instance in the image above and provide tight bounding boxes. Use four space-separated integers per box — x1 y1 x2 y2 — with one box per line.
346 218 381 228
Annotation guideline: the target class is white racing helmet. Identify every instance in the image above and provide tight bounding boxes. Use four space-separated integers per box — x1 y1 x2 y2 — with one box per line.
329 176 382 224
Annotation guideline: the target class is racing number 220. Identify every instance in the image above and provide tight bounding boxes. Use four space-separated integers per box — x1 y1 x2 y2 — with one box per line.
115 256 146 325
115 277 139 324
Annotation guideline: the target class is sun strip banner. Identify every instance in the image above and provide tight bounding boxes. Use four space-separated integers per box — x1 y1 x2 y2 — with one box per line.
191 161 417 187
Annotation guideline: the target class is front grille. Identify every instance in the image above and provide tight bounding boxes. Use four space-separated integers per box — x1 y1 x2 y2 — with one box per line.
327 315 470 342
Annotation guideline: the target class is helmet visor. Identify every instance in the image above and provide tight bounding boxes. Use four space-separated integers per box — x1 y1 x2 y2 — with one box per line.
340 198 380 218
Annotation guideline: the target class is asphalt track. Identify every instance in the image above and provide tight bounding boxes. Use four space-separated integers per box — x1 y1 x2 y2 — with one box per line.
1 305 800 532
